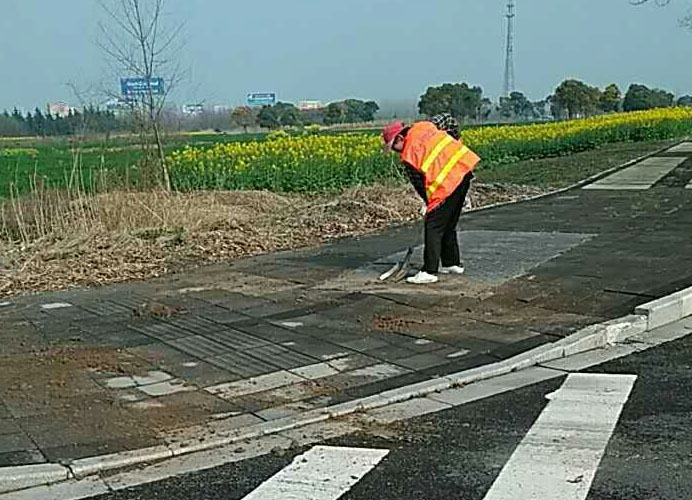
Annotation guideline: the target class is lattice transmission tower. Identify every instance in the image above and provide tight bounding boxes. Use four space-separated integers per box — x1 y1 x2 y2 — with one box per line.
502 0 516 97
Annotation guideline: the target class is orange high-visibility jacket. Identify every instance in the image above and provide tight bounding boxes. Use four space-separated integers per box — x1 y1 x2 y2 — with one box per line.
401 121 480 213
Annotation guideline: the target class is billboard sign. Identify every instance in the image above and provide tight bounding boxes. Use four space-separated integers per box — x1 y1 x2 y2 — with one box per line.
120 77 165 97
182 103 205 115
247 92 277 107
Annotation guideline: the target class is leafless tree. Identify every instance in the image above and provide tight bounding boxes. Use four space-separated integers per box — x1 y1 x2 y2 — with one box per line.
98 0 183 191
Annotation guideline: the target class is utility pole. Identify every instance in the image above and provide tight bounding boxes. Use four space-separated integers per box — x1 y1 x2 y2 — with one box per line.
503 0 516 97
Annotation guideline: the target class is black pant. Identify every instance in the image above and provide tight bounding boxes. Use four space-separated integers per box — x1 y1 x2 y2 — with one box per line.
423 174 472 273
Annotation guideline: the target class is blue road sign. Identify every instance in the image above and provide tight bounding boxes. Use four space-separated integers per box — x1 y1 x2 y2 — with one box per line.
247 92 277 107
120 77 165 97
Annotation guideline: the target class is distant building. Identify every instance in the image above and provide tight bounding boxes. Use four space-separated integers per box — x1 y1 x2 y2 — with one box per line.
47 101 71 118
182 103 205 116
297 100 323 110
213 105 230 114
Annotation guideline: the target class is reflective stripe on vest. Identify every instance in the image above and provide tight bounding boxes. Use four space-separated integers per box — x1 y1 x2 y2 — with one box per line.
427 145 470 198
400 121 480 212
421 135 454 174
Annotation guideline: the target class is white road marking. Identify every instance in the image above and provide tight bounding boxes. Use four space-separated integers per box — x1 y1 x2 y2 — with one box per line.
482 373 637 500
241 446 388 500
583 156 685 190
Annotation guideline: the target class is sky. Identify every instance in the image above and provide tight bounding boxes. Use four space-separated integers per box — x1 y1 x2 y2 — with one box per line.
1 0 691 113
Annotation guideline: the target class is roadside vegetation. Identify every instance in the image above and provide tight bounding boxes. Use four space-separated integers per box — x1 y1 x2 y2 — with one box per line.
0 107 689 298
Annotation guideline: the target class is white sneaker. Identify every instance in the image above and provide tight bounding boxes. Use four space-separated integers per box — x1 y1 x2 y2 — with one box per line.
439 265 465 275
406 271 439 284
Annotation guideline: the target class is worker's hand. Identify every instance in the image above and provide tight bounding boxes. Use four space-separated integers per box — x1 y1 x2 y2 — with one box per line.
419 204 427 217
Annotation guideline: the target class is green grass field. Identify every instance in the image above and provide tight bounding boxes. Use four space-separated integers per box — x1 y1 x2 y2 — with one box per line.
0 132 265 198
0 130 683 199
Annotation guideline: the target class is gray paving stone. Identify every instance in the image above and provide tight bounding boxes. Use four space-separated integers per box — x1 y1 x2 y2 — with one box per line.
87 329 153 348
327 353 379 372
255 401 317 421
81 300 133 317
363 344 418 363
240 302 301 319
137 379 194 397
207 351 282 378
167 336 235 359
78 318 135 334
198 307 251 324
384 335 453 353
279 339 352 361
245 344 319 370
335 337 390 352
320 363 413 390
0 433 36 453
129 321 190 342
160 360 240 388
203 329 269 350
0 449 46 466
234 322 304 343
41 437 156 463
0 418 21 435
392 352 455 371
165 315 228 335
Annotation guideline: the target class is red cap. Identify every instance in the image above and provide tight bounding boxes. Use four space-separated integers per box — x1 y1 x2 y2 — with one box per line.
382 121 404 147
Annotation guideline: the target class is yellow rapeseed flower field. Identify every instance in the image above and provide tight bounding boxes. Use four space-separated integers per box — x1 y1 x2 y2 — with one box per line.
168 107 692 192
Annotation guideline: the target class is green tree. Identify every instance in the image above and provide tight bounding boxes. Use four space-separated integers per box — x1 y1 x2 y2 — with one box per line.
257 106 280 129
677 95 692 106
600 84 622 113
418 83 484 121
231 106 257 133
499 91 535 120
324 102 346 125
322 100 379 125
553 79 602 118
623 84 674 111
533 99 551 120
275 102 302 127
32 107 47 136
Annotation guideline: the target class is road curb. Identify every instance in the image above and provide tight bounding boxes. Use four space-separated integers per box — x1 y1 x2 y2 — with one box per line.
0 464 71 495
635 286 692 331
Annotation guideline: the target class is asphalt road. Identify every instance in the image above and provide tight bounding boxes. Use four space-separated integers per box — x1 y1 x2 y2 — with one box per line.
87 328 692 500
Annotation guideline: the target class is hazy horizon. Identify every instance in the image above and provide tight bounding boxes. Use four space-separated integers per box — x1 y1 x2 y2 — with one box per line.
1 0 691 112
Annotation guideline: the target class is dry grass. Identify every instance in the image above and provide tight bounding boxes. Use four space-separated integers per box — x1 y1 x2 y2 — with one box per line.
0 183 546 298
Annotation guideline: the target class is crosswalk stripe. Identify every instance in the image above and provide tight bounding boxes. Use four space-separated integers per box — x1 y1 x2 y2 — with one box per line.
482 373 637 500
241 446 389 500
583 157 686 190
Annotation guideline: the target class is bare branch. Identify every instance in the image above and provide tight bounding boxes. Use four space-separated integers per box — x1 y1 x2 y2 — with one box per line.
97 0 184 192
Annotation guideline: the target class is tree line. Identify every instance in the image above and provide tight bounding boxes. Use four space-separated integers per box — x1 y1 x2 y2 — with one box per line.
418 80 692 122
253 99 380 130
0 106 122 137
